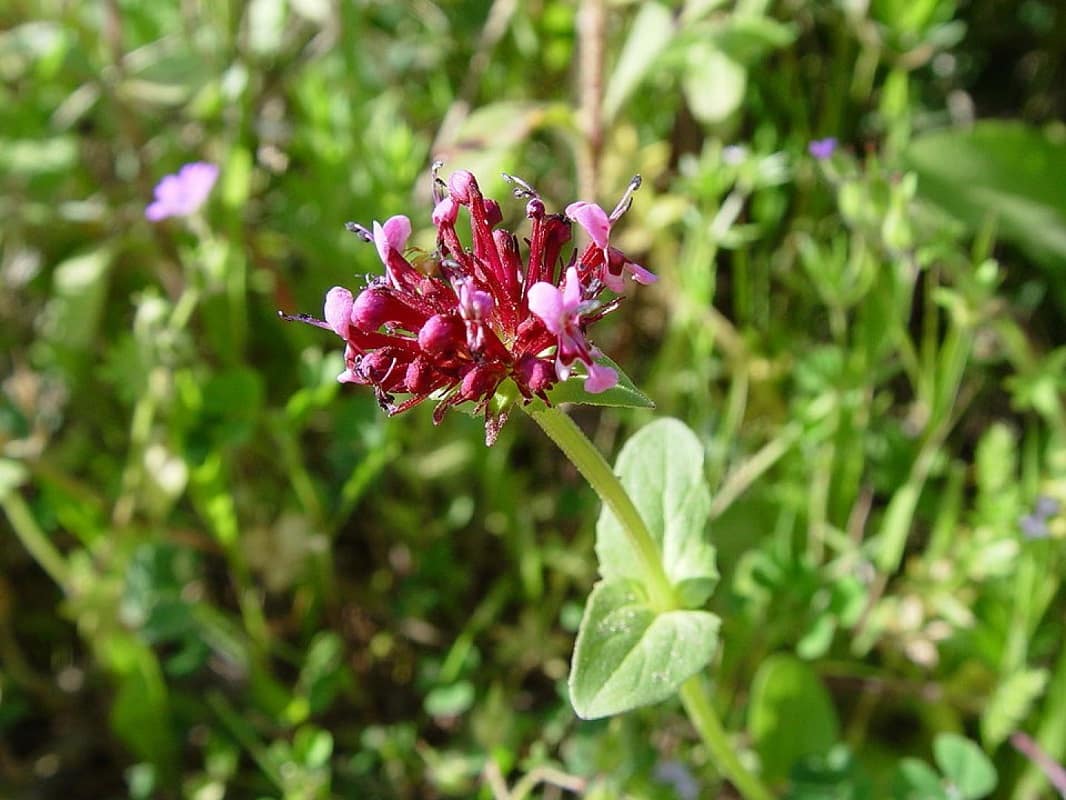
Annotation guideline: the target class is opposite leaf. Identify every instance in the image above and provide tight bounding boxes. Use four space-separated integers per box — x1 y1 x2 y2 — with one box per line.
570 579 719 719
596 418 717 607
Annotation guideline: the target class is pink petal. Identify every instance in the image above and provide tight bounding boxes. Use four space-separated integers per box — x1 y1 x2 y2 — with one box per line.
583 362 618 393
432 197 458 226
565 201 611 249
324 286 354 337
373 215 412 265
144 200 169 221
601 268 625 293
527 282 566 335
561 266 582 312
177 162 219 205
626 260 658 285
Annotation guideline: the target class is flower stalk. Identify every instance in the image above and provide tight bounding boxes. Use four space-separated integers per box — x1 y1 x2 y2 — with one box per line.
524 404 774 800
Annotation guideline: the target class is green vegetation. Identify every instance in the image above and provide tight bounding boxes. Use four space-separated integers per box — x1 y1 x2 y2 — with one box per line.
2 0 1065 797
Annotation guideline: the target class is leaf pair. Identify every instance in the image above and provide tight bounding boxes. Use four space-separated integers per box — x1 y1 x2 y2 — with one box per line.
569 419 720 719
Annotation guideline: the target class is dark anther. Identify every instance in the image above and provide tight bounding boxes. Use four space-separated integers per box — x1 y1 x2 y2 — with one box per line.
609 174 642 221
345 222 373 242
502 173 539 200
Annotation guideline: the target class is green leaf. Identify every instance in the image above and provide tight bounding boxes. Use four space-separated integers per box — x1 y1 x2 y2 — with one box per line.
603 2 676 122
748 654 840 781
933 734 997 799
544 354 654 410
893 758 948 800
682 43 746 124
903 122 1066 275
569 579 719 719
981 668 1049 749
596 418 717 608
104 634 176 777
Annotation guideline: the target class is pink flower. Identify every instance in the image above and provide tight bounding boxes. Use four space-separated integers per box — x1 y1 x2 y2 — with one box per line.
145 162 218 221
282 168 649 443
566 197 657 292
528 267 618 393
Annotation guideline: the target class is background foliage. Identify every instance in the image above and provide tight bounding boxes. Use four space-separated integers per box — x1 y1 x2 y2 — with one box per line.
2 0 1065 797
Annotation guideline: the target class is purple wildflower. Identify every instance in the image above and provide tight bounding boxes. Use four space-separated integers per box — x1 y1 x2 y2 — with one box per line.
145 162 219 221
808 137 838 161
282 167 653 444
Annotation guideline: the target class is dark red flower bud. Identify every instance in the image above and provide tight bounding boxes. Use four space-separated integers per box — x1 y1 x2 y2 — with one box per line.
526 198 545 219
517 355 556 394
483 199 502 228
448 170 478 204
352 287 425 332
461 363 504 402
417 314 465 356
358 350 407 390
405 357 437 395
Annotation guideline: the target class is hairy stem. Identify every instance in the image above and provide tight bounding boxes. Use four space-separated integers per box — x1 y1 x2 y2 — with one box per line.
527 405 674 610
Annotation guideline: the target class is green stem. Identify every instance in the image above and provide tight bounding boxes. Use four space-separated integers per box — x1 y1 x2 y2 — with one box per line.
680 677 774 800
526 405 775 800
2 491 71 590
526 405 674 611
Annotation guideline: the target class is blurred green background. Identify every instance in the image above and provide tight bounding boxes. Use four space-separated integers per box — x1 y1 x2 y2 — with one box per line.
2 0 1065 798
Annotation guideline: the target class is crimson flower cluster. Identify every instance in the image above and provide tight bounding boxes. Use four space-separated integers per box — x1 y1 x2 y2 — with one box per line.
284 168 655 443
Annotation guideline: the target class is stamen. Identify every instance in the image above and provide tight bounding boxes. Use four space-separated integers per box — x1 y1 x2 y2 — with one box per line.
431 160 448 203
502 173 539 201
277 310 331 330
609 174 642 222
344 221 374 242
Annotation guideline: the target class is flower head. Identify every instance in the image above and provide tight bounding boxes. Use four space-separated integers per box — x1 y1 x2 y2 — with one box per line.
808 137 838 161
282 167 652 444
145 161 219 221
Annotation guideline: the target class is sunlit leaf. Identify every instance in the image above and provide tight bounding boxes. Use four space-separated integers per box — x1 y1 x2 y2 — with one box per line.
569 579 719 719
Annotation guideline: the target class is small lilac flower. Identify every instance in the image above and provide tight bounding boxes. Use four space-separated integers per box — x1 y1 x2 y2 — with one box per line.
1020 494 1060 539
1020 514 1049 540
808 137 838 160
1034 495 1060 518
145 161 219 221
282 168 651 443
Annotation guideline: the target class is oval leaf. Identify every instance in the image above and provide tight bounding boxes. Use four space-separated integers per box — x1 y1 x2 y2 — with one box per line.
596 418 717 607
933 733 997 800
748 654 840 781
569 579 719 719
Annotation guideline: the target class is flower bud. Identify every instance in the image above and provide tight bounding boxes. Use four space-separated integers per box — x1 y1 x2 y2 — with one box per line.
323 287 353 337
517 355 556 394
525 197 545 219
448 170 478 204
432 196 458 227
417 314 465 356
351 287 424 332
405 358 436 394
460 364 503 402
357 350 404 388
